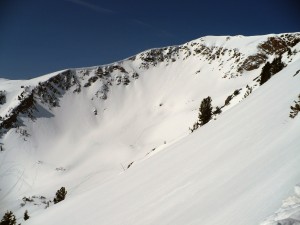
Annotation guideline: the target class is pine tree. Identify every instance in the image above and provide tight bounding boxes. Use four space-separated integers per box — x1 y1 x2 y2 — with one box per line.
270 55 285 75
24 210 29 221
199 96 213 126
260 56 285 85
260 62 272 85
54 187 67 204
0 211 16 225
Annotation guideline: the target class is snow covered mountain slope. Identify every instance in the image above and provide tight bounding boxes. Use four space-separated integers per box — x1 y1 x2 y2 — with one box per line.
0 33 300 225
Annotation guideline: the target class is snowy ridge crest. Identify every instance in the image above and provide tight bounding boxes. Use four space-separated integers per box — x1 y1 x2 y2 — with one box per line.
0 32 299 138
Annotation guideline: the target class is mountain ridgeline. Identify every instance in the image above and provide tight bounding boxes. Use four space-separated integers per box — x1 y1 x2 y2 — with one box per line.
0 33 299 138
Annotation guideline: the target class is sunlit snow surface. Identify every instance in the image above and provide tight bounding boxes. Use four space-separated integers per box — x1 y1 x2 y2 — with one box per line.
0 33 300 225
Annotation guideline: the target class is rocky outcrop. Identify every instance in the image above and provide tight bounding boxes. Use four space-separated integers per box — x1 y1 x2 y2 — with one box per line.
0 92 36 135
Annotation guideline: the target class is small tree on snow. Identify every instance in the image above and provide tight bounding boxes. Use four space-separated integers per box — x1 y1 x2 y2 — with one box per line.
54 187 67 204
190 96 213 132
24 210 29 221
260 62 272 85
0 211 16 225
190 121 199 133
290 94 300 119
199 96 213 126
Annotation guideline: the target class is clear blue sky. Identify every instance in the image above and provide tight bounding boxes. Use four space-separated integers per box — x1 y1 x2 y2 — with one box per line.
0 0 299 79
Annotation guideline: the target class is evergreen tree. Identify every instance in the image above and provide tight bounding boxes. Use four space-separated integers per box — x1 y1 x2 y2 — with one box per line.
260 56 285 85
24 210 29 221
260 62 272 85
54 187 67 204
0 211 16 225
270 55 285 75
199 96 213 126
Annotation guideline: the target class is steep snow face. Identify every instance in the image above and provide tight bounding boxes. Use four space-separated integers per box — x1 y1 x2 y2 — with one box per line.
0 33 300 225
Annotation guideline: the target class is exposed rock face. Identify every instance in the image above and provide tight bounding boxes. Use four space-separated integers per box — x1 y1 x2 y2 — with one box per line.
258 36 289 55
0 92 36 133
138 33 299 77
238 35 300 73
237 53 268 72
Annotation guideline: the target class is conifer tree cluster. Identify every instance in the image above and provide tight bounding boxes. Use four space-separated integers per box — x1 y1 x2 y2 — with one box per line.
0 211 16 225
260 56 285 85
